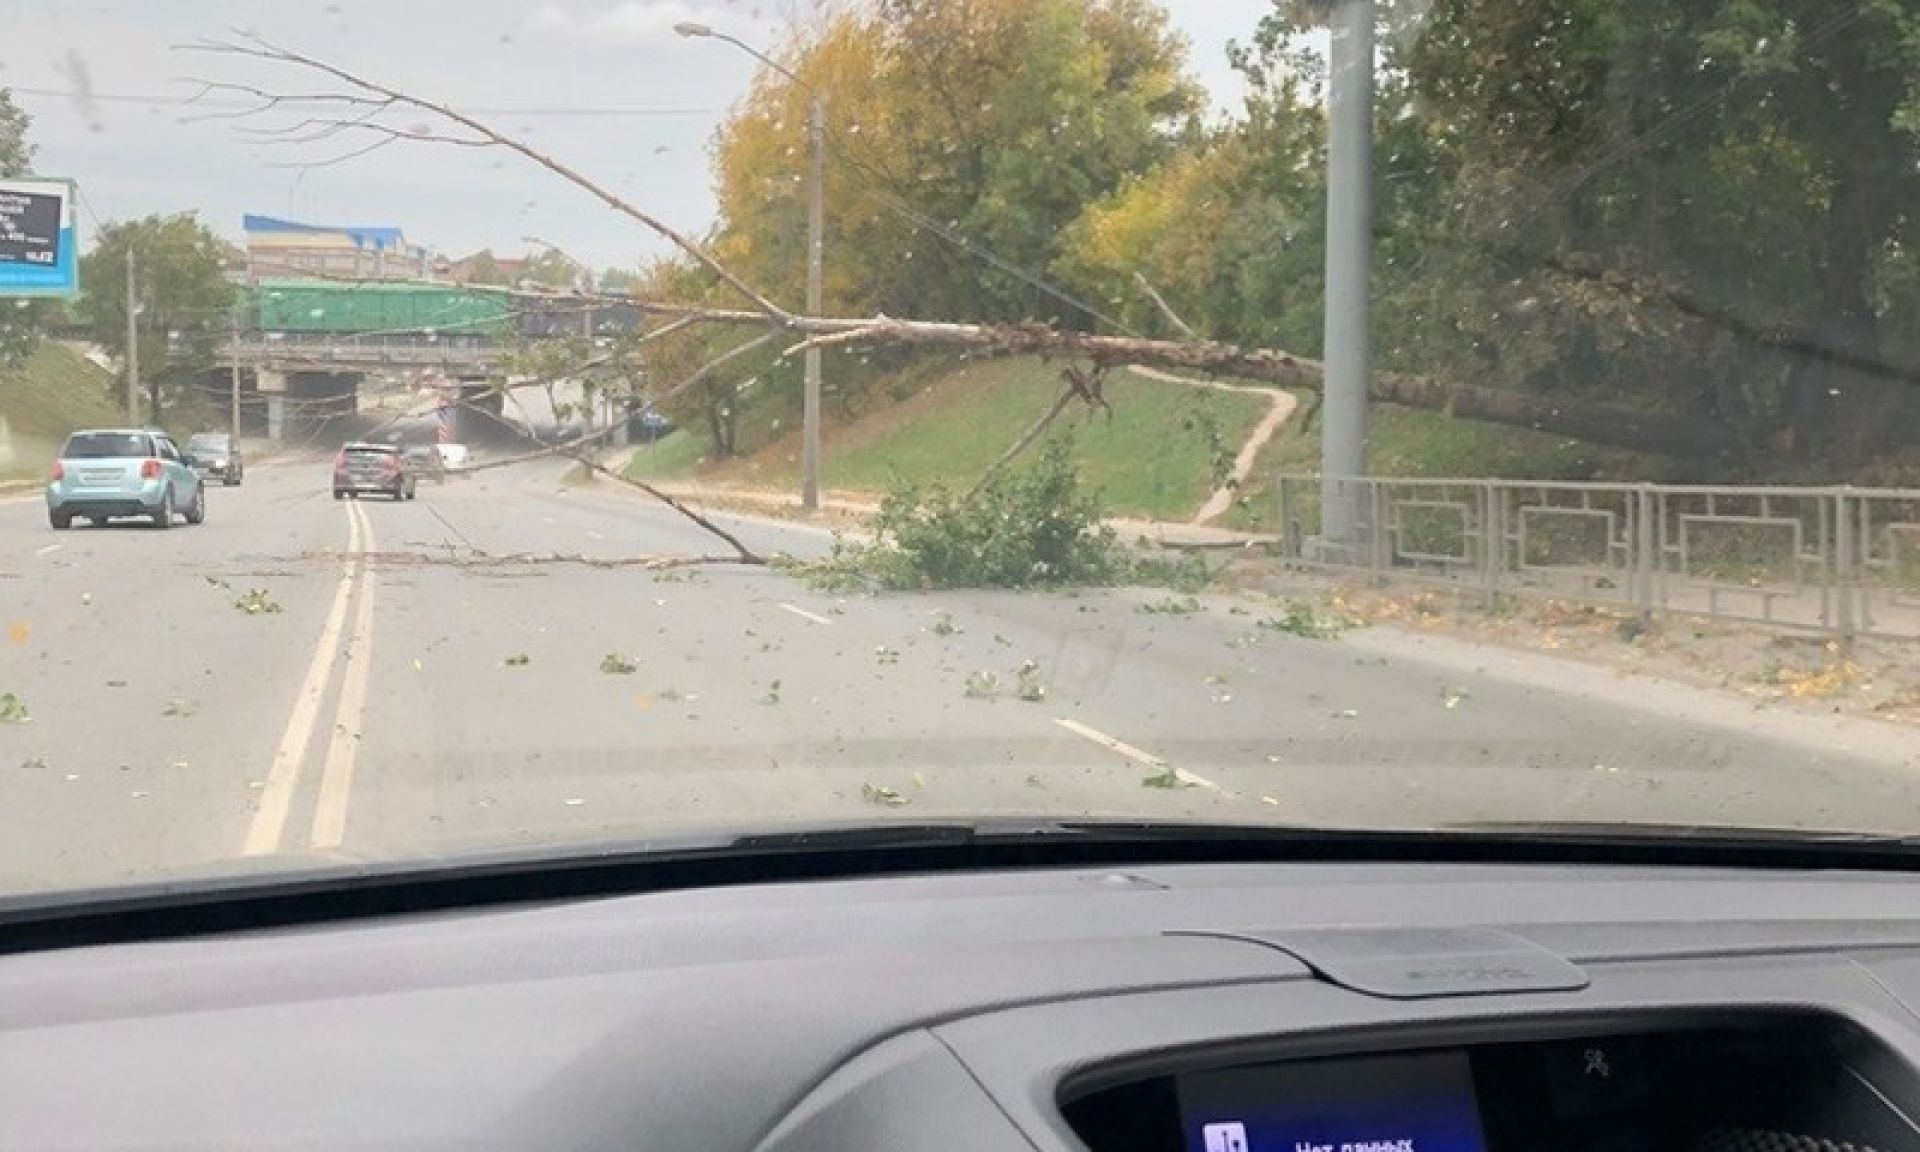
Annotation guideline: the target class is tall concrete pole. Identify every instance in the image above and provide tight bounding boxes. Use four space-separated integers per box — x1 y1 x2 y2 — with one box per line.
125 247 140 425
1321 0 1375 546
230 304 243 441
801 95 826 513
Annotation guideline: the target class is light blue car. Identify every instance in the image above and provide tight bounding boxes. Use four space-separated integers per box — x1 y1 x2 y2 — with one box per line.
46 428 207 530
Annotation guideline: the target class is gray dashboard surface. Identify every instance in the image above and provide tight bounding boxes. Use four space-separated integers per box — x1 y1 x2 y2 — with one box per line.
7 863 1920 1151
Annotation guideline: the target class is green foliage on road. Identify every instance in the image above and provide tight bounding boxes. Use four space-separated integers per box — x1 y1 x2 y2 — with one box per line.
805 439 1121 591
0 344 122 483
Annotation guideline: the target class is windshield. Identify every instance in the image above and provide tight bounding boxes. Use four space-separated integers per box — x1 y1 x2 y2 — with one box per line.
3 1 1920 901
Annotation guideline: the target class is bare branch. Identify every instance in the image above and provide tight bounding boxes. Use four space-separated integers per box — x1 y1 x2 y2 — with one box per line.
968 385 1079 498
1132 271 1197 340
181 33 791 321
563 454 765 564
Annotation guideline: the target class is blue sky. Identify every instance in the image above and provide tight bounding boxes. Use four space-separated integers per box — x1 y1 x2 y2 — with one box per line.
0 1 1272 269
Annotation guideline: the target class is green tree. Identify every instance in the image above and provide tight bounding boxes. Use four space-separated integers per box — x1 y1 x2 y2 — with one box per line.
1370 0 1920 463
710 0 1203 326
0 88 49 368
78 215 234 424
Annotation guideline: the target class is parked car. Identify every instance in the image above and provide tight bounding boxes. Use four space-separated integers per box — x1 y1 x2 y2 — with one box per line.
332 442 417 501
46 428 206 530
183 432 244 486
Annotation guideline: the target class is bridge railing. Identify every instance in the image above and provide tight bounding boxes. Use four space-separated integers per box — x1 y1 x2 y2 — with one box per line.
223 332 500 368
1275 475 1920 639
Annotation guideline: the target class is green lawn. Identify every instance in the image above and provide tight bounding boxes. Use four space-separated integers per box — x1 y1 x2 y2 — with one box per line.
626 356 1273 522
0 344 122 483
1218 395 1674 531
623 427 713 482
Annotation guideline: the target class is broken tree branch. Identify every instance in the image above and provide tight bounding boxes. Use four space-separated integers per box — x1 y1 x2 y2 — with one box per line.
182 33 790 321
562 454 765 565
1132 271 1197 340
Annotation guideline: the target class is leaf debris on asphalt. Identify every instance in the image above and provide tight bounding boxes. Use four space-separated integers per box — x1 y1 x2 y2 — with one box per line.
0 693 29 724
1015 660 1047 703
233 588 283 615
1441 685 1470 709
599 653 638 675
1142 765 1192 789
504 653 532 667
861 782 909 807
161 698 196 717
964 671 1001 699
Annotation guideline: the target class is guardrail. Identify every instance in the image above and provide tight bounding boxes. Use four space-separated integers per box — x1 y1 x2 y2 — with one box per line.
1275 476 1920 639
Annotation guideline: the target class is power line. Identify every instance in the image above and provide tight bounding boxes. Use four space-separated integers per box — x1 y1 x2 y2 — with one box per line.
5 86 718 117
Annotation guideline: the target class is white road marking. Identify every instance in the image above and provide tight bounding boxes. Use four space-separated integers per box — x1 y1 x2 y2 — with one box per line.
778 603 833 626
1051 717 1226 793
34 543 63 556
585 530 605 540
309 501 378 849
242 500 364 856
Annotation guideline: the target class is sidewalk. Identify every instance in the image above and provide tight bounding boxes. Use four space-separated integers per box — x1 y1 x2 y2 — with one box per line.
576 461 1276 550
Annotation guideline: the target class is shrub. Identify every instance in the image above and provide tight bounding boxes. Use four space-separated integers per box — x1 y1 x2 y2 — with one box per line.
808 439 1120 591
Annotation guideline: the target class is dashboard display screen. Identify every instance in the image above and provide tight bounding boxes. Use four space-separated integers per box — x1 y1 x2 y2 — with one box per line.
1177 1051 1488 1152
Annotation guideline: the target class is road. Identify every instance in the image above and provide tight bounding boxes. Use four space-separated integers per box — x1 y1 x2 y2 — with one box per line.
3 456 1918 895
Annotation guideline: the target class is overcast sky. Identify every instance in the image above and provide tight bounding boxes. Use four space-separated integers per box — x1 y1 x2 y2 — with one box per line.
0 1 1270 271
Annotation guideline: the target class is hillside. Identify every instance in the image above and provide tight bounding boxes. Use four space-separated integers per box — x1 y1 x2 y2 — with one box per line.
626 351 1683 527
0 343 123 485
628 355 1274 522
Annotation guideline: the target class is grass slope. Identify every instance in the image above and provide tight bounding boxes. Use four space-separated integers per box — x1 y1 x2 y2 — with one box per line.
0 343 122 483
627 356 1271 522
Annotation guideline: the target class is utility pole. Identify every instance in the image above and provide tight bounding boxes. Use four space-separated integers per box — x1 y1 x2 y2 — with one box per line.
229 304 243 441
672 22 827 512
1321 0 1375 549
124 247 140 425
802 95 826 512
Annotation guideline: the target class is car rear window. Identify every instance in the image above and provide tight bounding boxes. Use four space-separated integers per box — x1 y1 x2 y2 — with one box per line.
62 433 153 459
346 445 398 456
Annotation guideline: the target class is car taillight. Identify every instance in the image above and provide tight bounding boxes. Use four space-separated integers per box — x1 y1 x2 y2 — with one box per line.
50 461 63 481
140 459 162 479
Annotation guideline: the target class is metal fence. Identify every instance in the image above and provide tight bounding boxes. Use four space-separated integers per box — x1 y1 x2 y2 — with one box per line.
1275 476 1920 639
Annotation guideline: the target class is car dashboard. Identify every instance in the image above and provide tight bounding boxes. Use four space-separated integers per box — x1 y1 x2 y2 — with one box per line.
8 856 1920 1152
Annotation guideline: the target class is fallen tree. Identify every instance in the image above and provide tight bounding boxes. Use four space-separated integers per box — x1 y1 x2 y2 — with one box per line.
185 32 1738 464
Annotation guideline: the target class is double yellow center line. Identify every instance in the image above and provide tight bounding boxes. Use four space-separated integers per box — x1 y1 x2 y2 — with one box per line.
242 499 379 856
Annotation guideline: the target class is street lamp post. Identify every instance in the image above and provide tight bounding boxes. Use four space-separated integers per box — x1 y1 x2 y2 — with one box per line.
675 21 825 512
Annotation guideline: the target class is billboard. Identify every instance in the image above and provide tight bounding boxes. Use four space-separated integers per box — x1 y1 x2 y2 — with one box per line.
0 178 79 298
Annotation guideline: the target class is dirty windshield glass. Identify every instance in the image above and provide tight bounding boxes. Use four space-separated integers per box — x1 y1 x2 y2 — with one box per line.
2 1 1919 898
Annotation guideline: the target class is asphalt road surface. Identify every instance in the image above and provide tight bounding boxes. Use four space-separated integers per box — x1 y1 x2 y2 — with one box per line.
3 456 1918 895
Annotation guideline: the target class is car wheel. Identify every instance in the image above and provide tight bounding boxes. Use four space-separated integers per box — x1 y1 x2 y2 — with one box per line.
404 481 416 501
225 473 241 487
333 489 345 501
49 510 71 530
184 484 206 525
86 516 104 528
152 489 174 530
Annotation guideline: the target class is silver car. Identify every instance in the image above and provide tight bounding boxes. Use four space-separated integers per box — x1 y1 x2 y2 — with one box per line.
45 428 207 530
